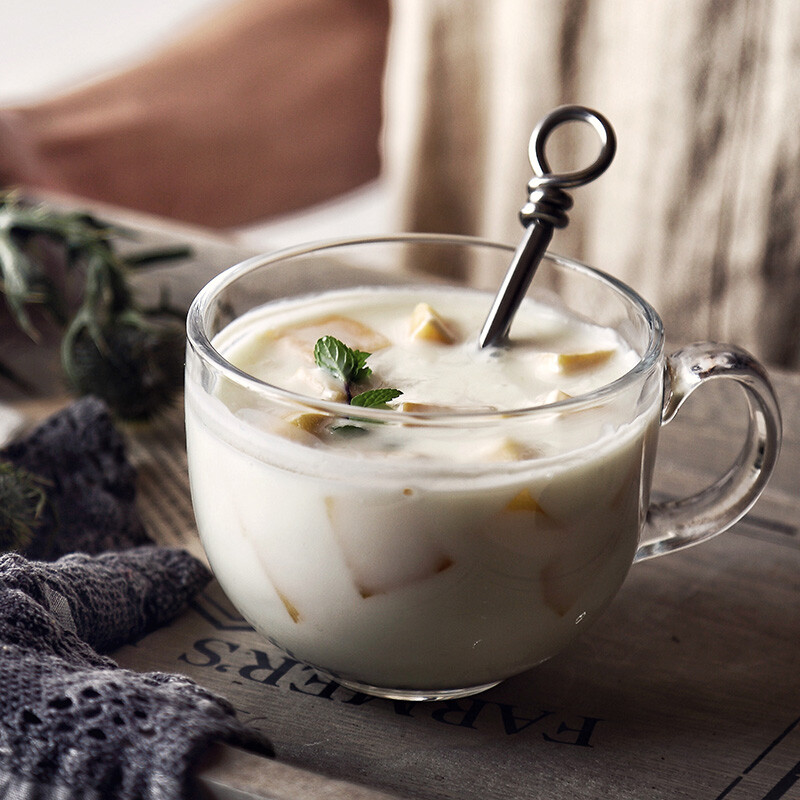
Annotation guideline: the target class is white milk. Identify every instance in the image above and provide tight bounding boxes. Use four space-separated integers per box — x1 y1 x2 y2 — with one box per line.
186 286 661 692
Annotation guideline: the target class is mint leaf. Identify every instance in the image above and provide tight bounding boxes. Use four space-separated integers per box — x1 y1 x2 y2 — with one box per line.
352 349 372 382
314 336 365 383
351 388 403 408
314 335 401 418
330 423 369 437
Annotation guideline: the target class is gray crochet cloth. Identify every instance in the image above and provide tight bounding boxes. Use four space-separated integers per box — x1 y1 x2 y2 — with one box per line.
0 399 273 798
0 396 150 559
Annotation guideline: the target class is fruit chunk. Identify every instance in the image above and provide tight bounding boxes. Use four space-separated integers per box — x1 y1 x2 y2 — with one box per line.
505 488 549 514
396 401 445 413
289 366 348 402
408 303 457 344
325 495 453 598
358 556 454 598
541 559 581 617
396 402 497 414
276 588 302 623
276 315 391 364
479 487 563 564
288 412 329 436
552 349 615 373
484 438 541 462
543 389 572 404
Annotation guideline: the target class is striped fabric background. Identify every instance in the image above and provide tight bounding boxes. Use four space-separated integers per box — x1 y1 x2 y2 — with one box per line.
384 0 800 367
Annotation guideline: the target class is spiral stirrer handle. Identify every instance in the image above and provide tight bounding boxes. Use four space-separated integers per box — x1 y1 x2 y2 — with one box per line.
479 105 617 348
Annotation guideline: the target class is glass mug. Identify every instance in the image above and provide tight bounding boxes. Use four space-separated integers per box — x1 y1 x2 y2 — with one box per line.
185 235 781 701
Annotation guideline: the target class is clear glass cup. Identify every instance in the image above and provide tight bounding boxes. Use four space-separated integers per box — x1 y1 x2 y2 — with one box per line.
185 235 781 701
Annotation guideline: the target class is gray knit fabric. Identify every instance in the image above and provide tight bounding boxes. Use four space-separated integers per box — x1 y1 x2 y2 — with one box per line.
0 396 150 560
0 400 273 798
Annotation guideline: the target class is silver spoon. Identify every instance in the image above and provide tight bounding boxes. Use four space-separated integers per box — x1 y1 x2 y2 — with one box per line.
479 105 617 348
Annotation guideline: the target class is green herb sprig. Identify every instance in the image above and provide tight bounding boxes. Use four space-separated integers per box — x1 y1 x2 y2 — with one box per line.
350 387 404 407
0 461 49 552
0 191 190 419
313 335 402 408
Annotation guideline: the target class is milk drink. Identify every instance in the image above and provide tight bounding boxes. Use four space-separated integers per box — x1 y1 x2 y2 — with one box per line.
186 286 661 694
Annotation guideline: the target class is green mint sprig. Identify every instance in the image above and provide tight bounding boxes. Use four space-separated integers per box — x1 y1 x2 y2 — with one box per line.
314 335 402 408
351 387 403 407
313 335 371 386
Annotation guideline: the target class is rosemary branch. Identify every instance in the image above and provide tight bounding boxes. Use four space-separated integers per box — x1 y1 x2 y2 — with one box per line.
0 191 191 419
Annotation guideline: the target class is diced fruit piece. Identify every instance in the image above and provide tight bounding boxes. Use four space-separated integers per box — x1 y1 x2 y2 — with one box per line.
541 559 581 617
483 438 541 462
276 588 302 623
289 366 348 402
288 412 329 436
277 315 391 363
396 401 442 413
396 402 496 413
551 349 615 373
408 303 457 344
505 487 549 514
479 490 564 562
358 556 454 598
325 494 453 597
543 389 572 404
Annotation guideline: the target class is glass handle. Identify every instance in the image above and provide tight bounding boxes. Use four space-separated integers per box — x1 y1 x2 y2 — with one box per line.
635 343 782 562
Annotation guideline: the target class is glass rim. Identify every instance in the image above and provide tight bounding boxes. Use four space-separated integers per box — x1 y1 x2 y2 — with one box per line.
186 233 665 424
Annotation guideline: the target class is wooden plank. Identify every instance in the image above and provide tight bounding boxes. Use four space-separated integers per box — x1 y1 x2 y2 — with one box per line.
194 744 405 800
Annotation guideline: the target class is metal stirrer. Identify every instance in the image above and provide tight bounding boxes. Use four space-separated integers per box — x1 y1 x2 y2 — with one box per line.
479 105 617 348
